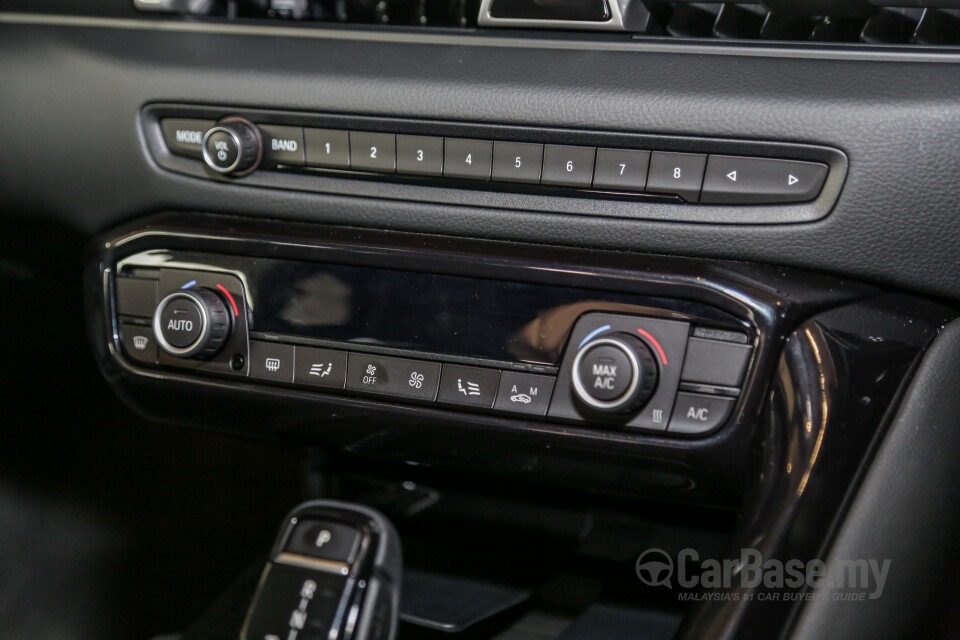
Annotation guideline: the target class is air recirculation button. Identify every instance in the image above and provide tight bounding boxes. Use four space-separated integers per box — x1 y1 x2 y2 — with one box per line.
572 333 658 412
153 287 232 358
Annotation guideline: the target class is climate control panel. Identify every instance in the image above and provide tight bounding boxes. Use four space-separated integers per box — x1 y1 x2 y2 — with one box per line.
109 251 753 437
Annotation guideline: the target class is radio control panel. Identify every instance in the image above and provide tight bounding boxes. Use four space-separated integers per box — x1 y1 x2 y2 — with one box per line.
142 105 848 225
111 257 753 437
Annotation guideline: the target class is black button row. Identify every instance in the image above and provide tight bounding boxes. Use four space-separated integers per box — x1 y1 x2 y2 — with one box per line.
160 118 829 205
247 341 556 417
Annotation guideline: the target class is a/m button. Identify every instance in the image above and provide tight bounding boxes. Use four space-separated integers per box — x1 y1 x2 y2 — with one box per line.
494 372 555 416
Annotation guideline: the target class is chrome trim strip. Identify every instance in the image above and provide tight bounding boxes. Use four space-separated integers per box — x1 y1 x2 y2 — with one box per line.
275 552 350 575
2 12 960 62
571 336 641 411
477 0 626 32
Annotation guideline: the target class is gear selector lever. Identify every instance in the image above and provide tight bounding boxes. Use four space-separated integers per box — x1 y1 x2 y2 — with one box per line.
241 501 402 640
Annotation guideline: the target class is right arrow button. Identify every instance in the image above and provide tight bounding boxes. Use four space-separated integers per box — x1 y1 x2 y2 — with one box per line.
700 155 828 205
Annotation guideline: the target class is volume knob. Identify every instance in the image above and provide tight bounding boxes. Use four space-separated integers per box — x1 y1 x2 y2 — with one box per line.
153 287 232 359
201 116 262 176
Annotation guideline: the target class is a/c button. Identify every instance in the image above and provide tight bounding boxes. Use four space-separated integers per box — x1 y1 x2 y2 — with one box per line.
668 392 735 435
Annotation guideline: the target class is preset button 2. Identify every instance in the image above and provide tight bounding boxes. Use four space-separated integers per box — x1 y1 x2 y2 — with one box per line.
350 131 397 173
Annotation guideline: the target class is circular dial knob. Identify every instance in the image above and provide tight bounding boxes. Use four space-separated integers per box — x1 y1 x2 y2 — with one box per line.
153 287 232 359
201 116 262 175
571 333 658 412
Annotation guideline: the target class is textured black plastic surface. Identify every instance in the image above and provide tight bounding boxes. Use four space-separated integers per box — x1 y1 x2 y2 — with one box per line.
3 15 960 300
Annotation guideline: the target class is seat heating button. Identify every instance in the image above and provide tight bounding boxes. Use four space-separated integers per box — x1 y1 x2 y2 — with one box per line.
116 277 158 318
680 337 752 387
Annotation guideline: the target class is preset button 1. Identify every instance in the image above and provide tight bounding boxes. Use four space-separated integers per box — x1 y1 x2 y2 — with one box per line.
304 128 350 169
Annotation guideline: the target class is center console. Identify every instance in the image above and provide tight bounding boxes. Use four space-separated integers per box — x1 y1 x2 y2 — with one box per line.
87 212 954 640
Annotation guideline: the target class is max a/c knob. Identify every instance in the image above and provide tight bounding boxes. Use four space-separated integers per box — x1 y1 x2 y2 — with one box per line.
201 116 262 176
571 333 658 412
153 287 232 359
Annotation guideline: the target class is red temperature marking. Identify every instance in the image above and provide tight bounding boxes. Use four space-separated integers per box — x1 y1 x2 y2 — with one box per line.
216 283 239 317
636 328 668 365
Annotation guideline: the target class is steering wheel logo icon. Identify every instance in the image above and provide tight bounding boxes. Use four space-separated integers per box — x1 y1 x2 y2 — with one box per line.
635 549 674 588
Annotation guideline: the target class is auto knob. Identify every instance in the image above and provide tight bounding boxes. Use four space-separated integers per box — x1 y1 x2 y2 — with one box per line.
153 287 232 358
201 116 262 175
571 332 658 412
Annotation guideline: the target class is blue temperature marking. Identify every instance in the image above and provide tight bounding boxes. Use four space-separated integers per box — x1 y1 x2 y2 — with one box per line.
579 325 611 349
180 280 197 290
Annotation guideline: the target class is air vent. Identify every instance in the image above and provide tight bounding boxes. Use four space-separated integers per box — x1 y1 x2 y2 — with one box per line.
141 0 482 28
134 0 960 45
648 3 960 44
